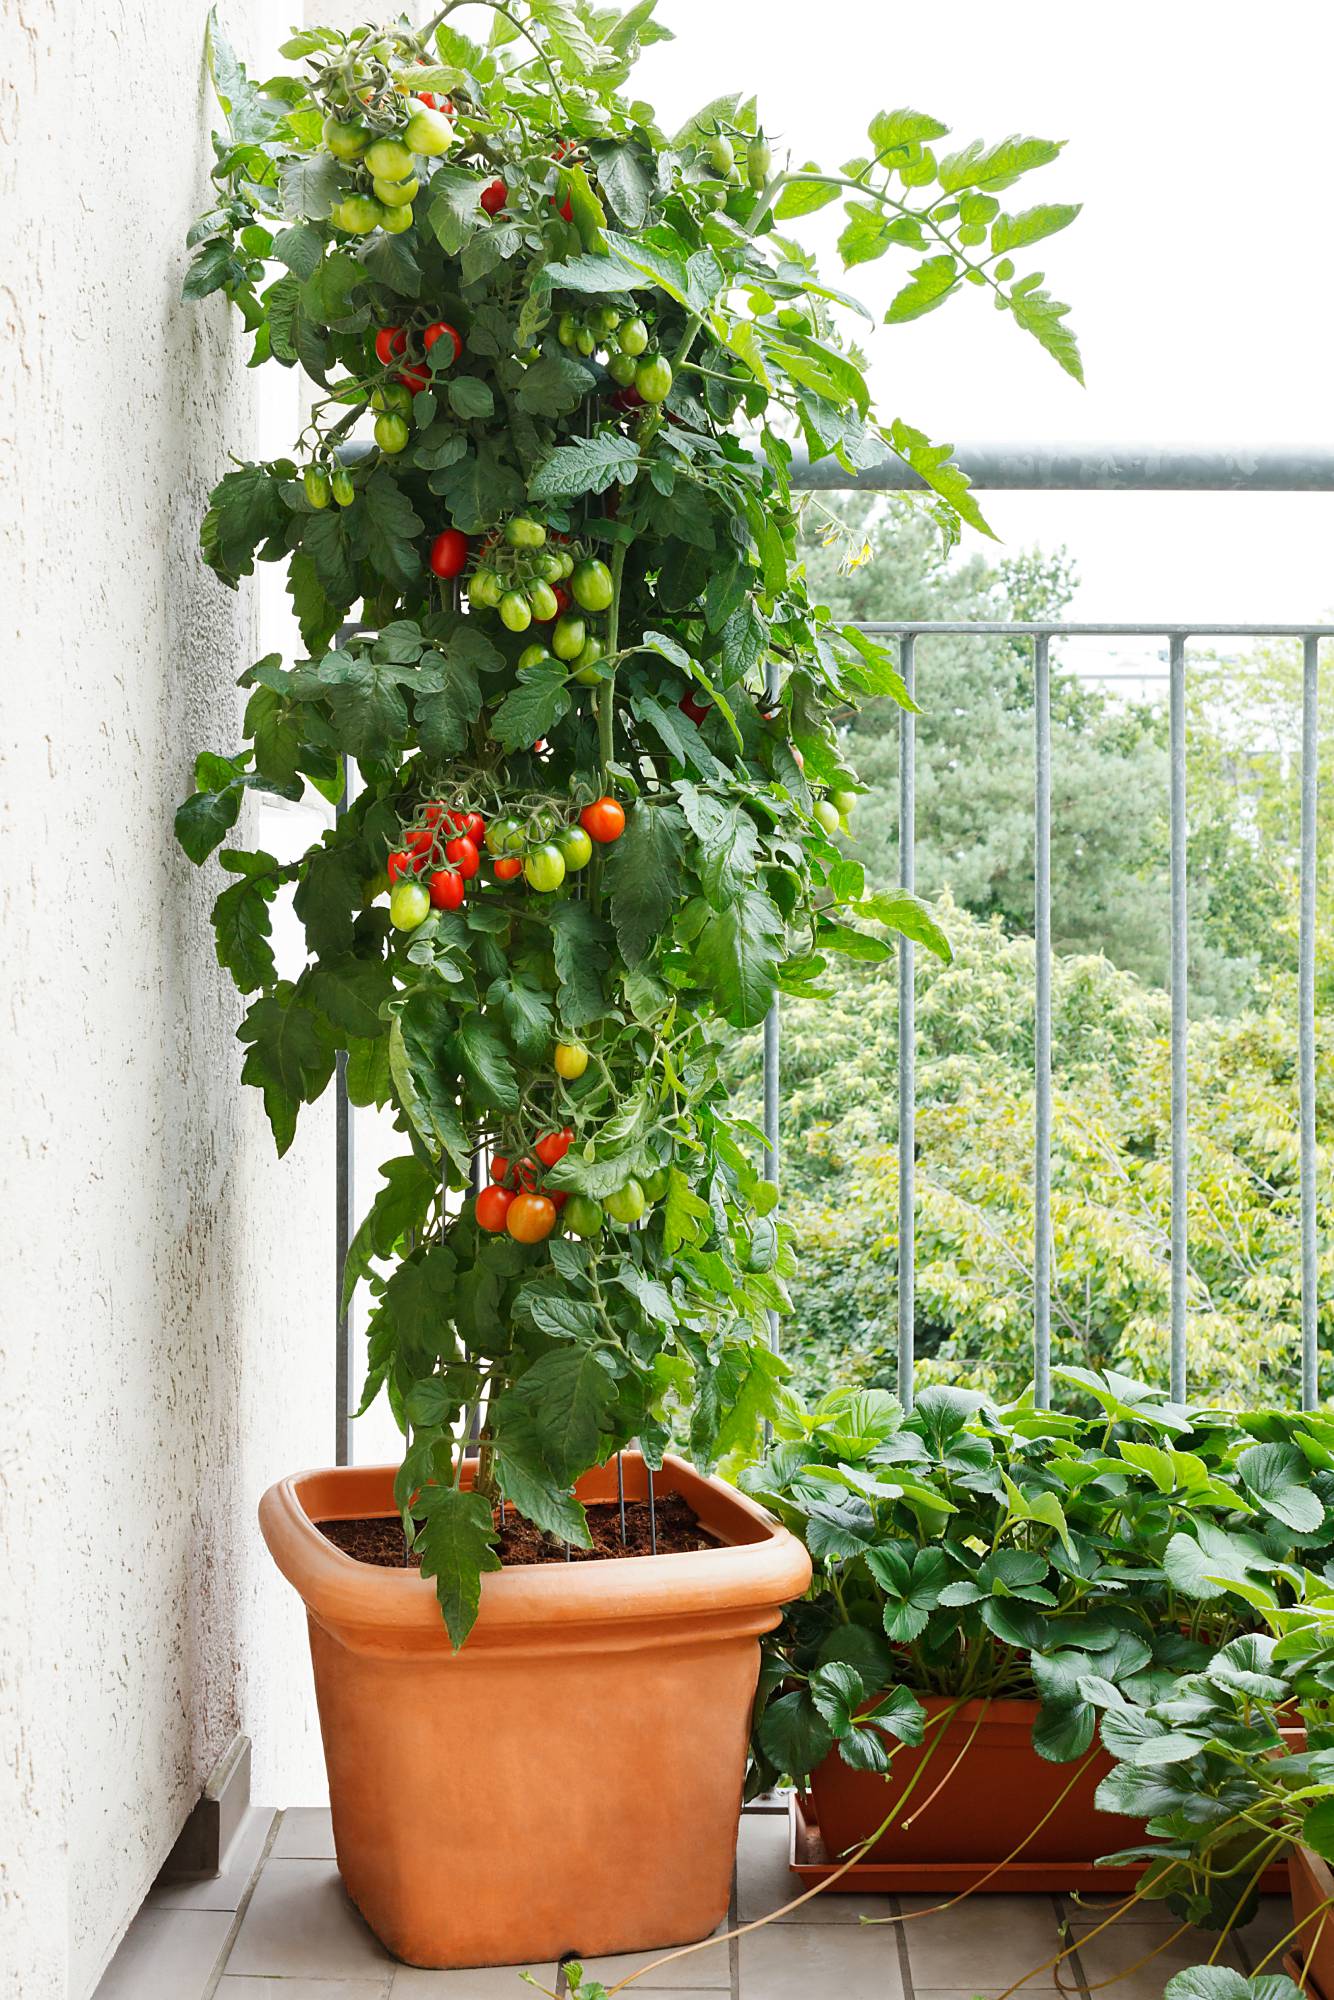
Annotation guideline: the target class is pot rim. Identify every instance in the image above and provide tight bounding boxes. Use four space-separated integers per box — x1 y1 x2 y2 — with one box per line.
260 1451 812 1649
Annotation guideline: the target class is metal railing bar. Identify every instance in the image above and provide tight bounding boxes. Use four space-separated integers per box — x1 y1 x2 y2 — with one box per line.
854 623 1334 639
762 650 781 1371
791 443 1334 494
1033 635 1053 1410
1300 637 1321 1411
897 634 917 1411
1168 634 1189 1402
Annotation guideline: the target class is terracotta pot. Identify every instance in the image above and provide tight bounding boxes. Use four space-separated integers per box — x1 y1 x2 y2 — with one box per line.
260 1451 810 1969
807 1696 1147 1888
1287 1843 1334 1998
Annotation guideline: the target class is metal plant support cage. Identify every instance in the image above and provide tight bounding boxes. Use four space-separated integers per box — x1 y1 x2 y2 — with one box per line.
333 444 1334 1478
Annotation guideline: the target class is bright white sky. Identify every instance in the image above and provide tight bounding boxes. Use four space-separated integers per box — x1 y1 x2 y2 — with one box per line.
625 0 1334 629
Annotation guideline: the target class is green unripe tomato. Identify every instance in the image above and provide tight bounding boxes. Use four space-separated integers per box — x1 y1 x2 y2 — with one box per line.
557 312 578 348
706 134 735 176
551 613 586 661
526 579 559 622
814 797 842 836
323 115 370 160
364 136 414 181
505 515 547 549
331 195 385 234
530 808 557 840
575 328 598 357
640 1166 670 1203
746 135 773 187
618 316 649 356
554 823 593 871
517 643 553 671
572 635 604 686
403 105 454 155
372 173 419 207
389 881 430 930
830 788 858 814
592 304 621 336
570 558 614 613
564 1194 604 1239
371 382 412 414
499 589 533 633
468 569 503 609
635 354 673 405
537 549 565 583
555 550 575 579
303 465 331 509
373 412 410 453
605 1179 646 1226
606 350 638 387
485 815 525 857
377 200 413 233
330 467 356 507
523 842 566 892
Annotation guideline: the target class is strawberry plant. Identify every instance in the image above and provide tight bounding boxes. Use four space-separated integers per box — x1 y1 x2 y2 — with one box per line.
178 0 1084 1645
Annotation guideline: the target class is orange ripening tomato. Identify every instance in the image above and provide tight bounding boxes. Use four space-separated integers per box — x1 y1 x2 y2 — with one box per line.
493 855 523 880
506 1193 558 1243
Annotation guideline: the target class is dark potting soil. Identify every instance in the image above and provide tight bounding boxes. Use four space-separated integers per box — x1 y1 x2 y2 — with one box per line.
318 1495 717 1568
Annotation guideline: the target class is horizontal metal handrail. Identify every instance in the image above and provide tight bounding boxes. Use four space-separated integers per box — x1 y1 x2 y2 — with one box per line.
791 442 1334 492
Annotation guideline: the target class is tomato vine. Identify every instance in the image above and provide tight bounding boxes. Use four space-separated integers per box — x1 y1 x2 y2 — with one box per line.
179 1 1082 1643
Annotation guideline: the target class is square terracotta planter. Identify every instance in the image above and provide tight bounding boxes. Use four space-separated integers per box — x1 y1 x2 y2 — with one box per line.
260 1451 810 1969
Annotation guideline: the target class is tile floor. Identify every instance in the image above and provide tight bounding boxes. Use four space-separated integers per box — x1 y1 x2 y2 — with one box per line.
91 1805 1293 2000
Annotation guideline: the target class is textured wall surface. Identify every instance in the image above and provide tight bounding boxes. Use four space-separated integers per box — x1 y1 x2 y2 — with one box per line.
0 4 335 1995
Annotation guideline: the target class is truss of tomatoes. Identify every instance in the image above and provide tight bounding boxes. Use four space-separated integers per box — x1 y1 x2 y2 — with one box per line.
387 794 626 930
474 1131 573 1243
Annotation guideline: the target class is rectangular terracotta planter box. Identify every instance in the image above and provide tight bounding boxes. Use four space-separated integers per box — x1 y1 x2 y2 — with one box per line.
803 1695 1289 1894
261 1451 809 1969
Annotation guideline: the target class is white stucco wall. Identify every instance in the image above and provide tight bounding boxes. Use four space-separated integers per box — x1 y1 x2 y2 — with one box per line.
0 4 336 1995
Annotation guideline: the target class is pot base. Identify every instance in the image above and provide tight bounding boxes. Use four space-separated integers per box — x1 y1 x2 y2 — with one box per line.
788 1793 1292 1897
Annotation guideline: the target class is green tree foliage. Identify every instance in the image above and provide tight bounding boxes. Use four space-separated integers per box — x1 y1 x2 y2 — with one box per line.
736 898 1334 1408
799 499 1326 1014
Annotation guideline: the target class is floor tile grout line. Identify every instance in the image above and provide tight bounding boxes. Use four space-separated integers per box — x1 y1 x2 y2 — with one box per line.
198 1807 284 2000
1055 1893 1093 2000
889 1893 915 2000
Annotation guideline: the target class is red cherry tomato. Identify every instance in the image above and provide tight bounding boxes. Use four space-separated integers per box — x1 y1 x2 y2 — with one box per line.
387 848 412 882
423 321 463 365
429 527 469 578
398 364 430 394
491 1152 537 1190
444 835 480 879
475 1184 514 1233
481 178 508 216
427 867 465 910
580 796 626 844
493 855 523 880
423 801 446 827
404 826 434 857
549 1190 569 1211
553 192 574 222
680 690 712 726
374 325 407 365
534 1127 573 1168
610 385 645 412
552 585 571 615
461 811 485 843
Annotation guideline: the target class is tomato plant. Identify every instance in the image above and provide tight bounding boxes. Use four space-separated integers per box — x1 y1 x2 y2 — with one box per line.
179 3 1082 1645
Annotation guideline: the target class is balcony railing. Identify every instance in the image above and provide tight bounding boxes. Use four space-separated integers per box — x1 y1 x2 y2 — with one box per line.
333 446 1334 1458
